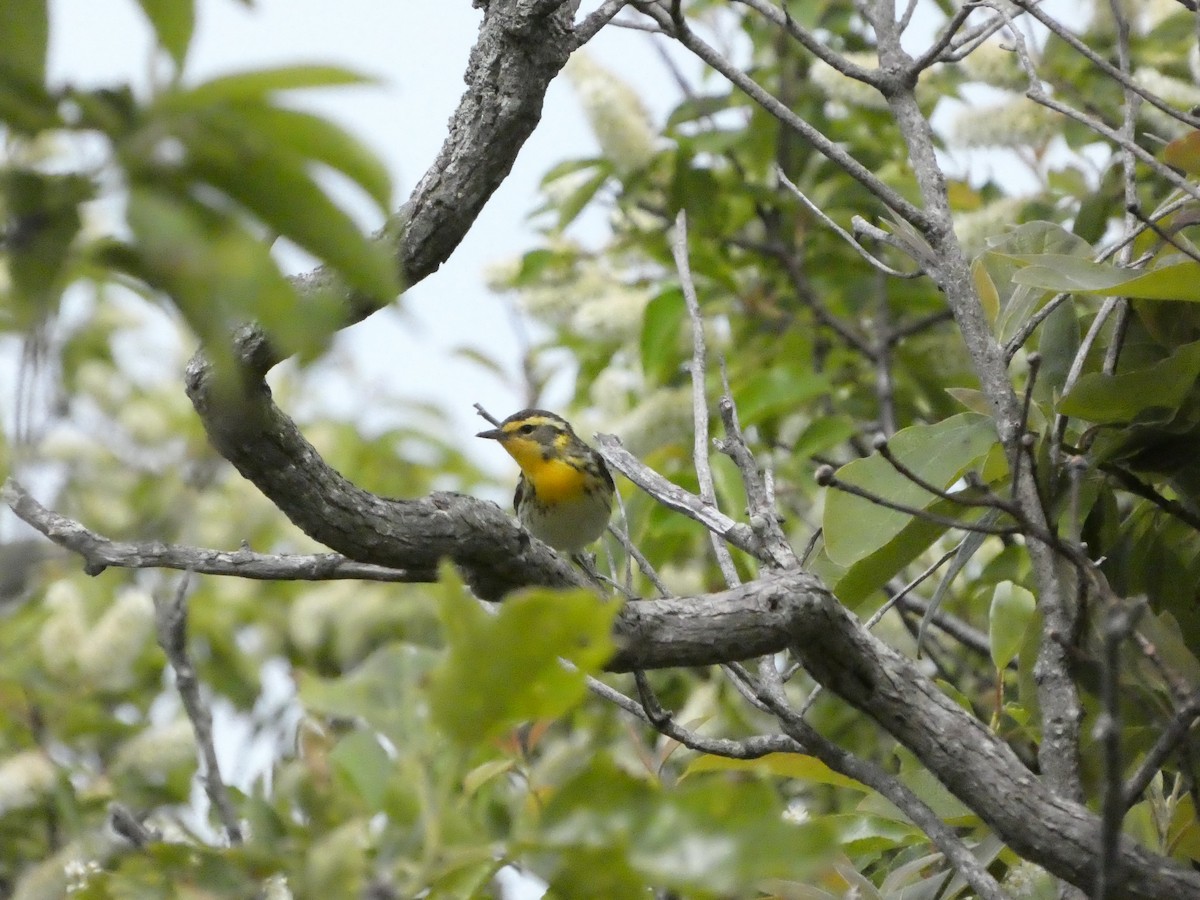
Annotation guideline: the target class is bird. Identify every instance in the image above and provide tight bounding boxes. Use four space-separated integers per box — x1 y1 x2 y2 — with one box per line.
476 409 614 554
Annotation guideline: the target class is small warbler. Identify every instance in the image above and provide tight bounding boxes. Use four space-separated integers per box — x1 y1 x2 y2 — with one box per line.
477 409 614 553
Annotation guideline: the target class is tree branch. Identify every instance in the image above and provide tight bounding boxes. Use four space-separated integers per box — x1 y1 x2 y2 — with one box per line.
154 574 242 844
2 479 430 584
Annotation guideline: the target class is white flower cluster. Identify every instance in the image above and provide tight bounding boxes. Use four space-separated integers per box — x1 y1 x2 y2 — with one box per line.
960 41 1027 92
0 750 56 816
564 51 657 175
951 98 1059 149
39 584 155 691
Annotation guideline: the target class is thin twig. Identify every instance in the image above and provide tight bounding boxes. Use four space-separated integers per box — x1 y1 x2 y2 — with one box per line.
910 3 977 72
715 371 796 568
594 435 765 557
154 573 243 844
673 209 741 585
1123 689 1200 809
1007 0 1200 132
573 0 632 46
733 0 882 85
585 674 799 758
775 166 922 278
815 466 1026 537
875 436 1017 512
2 479 425 584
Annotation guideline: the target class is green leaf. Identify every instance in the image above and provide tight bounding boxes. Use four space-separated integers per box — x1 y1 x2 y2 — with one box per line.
429 569 620 743
123 186 337 359
164 64 373 108
982 223 1094 342
665 92 736 130
828 496 982 606
989 581 1036 670
1164 130 1200 176
135 0 195 69
641 287 686 386
684 752 868 792
1014 259 1200 302
229 103 393 211
823 413 999 566
0 0 48 86
985 220 1094 258
541 757 837 893
792 416 857 459
735 369 831 426
554 164 611 232
0 76 59 133
1059 340 1200 423
972 255 999 324
1035 295 1080 402
330 730 391 812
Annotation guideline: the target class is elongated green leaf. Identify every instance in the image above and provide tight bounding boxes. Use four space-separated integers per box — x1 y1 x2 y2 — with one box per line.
984 220 1093 257
641 287 686 386
1014 258 1200 302
1006 254 1135 292
0 0 47 85
221 103 392 211
3 170 90 326
161 65 373 110
989 582 1036 670
136 0 195 68
184 137 398 302
1059 340 1200 423
826 496 987 606
735 369 831 426
684 753 867 791
0 74 57 134
555 165 610 232
329 730 390 812
430 571 619 743
823 413 999 565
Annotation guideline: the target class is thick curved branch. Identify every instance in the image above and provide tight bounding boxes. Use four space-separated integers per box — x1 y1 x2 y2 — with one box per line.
181 372 582 601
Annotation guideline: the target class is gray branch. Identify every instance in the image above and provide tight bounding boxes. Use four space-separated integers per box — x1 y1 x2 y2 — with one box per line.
3 479 427 584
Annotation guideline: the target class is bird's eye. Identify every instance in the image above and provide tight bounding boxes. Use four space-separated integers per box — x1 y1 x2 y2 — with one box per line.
519 423 536 435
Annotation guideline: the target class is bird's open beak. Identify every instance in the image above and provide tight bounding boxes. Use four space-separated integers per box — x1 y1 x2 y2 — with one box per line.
476 428 504 441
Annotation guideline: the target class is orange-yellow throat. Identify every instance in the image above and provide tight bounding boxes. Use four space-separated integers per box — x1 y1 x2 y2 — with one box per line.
502 439 589 503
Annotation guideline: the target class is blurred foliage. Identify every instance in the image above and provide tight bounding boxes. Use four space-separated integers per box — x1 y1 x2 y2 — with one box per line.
2 0 1200 897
